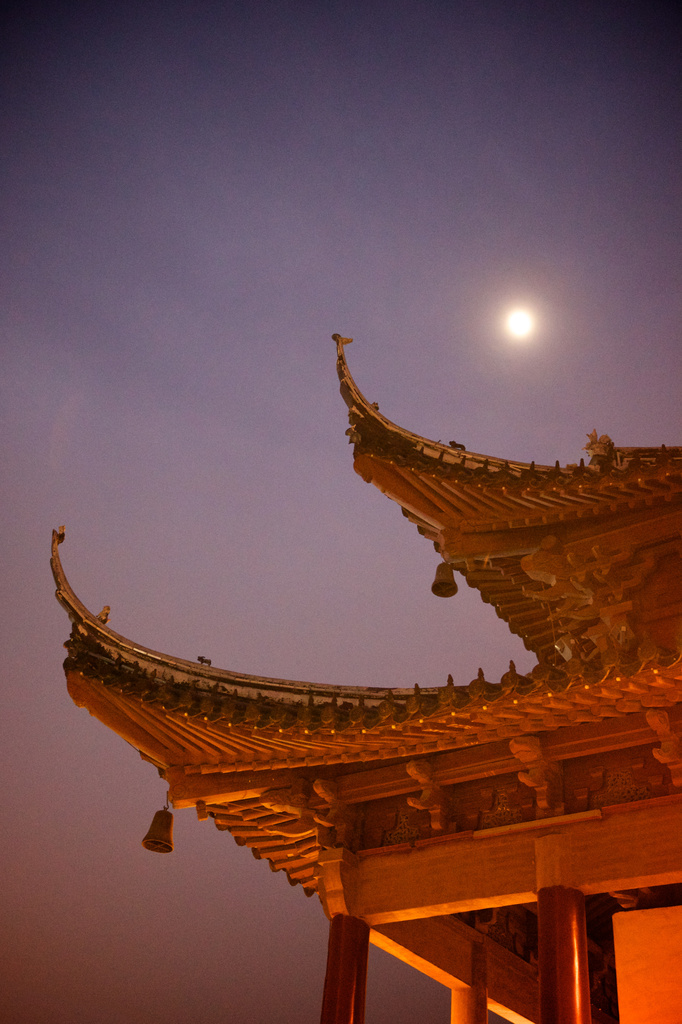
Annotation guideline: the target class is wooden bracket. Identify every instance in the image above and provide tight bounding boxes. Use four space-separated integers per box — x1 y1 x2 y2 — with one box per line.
647 710 682 787
313 778 359 851
405 759 452 831
510 736 564 818
317 847 359 920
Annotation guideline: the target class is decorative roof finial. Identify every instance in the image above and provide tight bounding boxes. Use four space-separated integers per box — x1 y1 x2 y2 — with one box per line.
584 429 615 467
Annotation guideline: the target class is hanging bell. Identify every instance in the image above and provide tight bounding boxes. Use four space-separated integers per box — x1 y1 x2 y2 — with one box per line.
431 561 458 598
142 808 174 853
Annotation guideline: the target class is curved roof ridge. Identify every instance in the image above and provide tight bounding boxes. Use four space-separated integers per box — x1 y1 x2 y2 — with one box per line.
50 527 442 704
333 334 682 478
51 530 682 755
334 333 552 476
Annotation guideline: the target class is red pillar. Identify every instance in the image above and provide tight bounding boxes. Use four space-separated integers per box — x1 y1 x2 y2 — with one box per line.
537 885 591 1024
320 914 370 1024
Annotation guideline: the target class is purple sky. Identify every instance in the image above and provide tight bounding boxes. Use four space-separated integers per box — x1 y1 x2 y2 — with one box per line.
2 2 681 1022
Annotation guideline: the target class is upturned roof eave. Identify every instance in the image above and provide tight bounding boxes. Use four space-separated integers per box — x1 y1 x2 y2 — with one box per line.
334 333 541 476
51 527 443 706
52 530 682 772
334 334 682 493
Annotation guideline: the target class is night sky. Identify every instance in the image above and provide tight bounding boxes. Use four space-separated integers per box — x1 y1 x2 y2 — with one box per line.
2 2 681 1022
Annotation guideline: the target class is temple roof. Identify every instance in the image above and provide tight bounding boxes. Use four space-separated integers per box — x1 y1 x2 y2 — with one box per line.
335 334 682 665
52 525 682 761
50 338 682 897
335 333 682 522
52 520 682 895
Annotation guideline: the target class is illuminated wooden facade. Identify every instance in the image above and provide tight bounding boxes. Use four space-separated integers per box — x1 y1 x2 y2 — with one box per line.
52 336 682 1023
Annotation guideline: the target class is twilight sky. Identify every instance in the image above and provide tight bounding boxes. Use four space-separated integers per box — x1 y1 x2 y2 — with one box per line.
2 2 681 1022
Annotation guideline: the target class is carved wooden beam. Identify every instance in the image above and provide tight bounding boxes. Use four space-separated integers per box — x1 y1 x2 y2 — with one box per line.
348 796 682 924
164 710 682 809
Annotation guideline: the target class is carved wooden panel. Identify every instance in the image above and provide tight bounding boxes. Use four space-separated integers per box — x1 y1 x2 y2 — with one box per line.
562 746 667 814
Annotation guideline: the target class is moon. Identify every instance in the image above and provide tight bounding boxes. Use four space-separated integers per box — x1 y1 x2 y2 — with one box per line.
505 308 534 339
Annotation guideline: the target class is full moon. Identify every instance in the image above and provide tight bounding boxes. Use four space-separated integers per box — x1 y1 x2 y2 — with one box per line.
506 308 534 339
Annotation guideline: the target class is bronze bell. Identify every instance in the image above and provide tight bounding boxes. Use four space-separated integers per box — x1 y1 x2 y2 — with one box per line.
431 561 458 598
142 808 174 853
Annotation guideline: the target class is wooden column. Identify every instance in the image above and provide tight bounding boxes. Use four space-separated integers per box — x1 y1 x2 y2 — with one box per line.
537 886 590 1024
320 913 370 1024
450 939 487 1024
